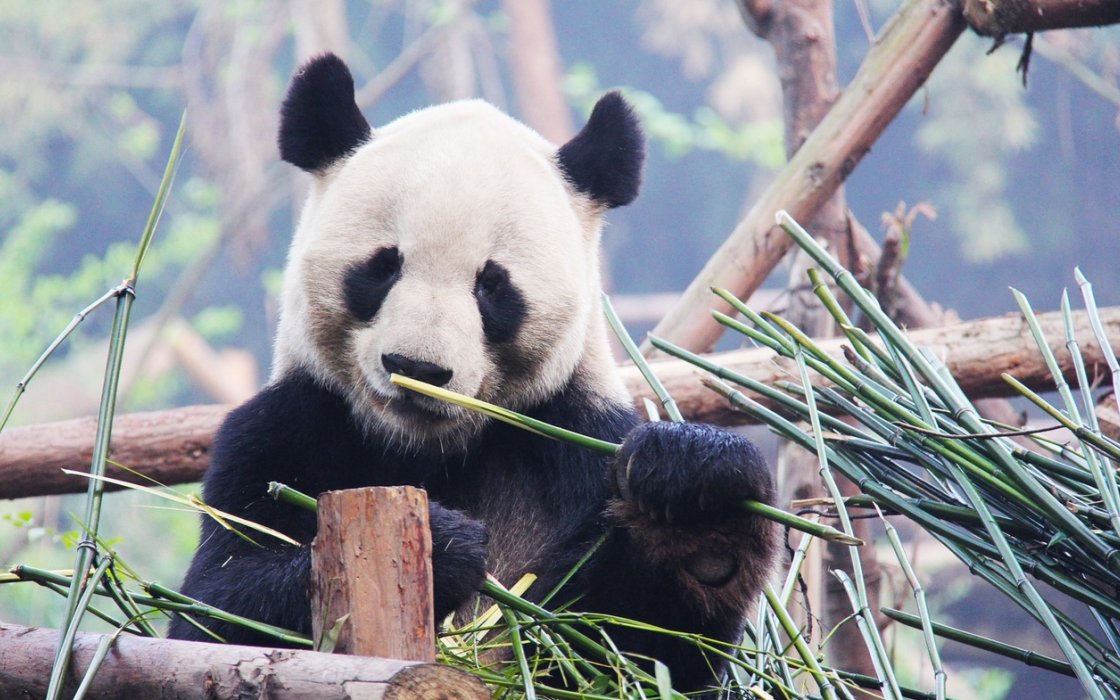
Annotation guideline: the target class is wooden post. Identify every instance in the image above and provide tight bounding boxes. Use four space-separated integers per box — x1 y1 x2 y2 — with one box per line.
311 486 435 661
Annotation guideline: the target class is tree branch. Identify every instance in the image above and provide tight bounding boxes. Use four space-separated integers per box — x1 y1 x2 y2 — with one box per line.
645 0 964 353
964 0 1120 38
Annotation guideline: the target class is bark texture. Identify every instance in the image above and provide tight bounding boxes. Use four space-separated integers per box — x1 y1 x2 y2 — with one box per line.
0 623 488 699
312 487 435 661
964 0 1120 37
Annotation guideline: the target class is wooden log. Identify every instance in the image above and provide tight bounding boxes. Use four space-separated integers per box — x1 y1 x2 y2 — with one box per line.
647 0 965 353
649 306 1120 426
312 487 435 661
1 306 1117 500
0 622 488 699
0 403 229 500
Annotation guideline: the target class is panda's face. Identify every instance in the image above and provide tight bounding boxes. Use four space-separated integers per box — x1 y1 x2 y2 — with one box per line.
289 103 599 448
274 55 643 452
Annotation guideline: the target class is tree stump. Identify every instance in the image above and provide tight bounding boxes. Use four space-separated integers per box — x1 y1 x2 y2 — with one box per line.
311 486 435 661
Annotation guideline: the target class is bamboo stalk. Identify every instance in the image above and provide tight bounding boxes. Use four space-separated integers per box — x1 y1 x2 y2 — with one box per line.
882 608 1074 677
390 374 863 545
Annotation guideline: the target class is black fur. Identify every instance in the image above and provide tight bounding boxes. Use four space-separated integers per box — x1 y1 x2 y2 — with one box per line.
343 246 402 322
475 260 526 345
279 53 372 172
557 91 645 208
381 353 453 387
171 369 778 692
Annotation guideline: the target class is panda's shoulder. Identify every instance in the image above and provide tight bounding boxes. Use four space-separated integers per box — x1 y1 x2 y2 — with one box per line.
531 378 639 445
206 370 368 493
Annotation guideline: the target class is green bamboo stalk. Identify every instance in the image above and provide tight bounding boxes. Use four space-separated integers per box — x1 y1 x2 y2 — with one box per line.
940 443 1105 699
832 570 902 700
698 288 1111 689
711 286 795 353
499 606 538 700
1057 290 1120 538
46 557 114 698
392 374 861 545
268 480 319 512
806 267 875 364
602 293 682 422
72 629 124 700
14 574 130 631
9 564 311 647
879 509 946 700
391 374 618 455
778 531 815 606
101 566 158 638
792 346 902 700
48 112 187 700
762 584 839 700
779 211 1120 574
1004 374 1120 463
0 286 122 435
881 608 1074 677
1075 268 1120 420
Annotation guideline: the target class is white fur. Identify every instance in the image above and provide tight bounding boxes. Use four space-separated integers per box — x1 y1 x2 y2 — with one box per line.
273 100 626 450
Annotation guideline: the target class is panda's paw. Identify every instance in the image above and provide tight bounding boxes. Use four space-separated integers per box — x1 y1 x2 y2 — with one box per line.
614 421 773 525
429 502 489 618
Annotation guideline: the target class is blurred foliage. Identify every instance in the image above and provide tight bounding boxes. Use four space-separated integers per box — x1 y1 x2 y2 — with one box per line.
917 40 1038 262
566 62 785 168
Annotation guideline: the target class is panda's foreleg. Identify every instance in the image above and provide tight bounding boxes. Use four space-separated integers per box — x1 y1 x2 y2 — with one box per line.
583 421 780 690
169 523 315 645
428 501 489 620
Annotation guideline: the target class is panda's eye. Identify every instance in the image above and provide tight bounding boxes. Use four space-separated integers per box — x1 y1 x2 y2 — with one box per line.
475 261 508 297
366 246 402 283
475 260 526 344
343 246 402 322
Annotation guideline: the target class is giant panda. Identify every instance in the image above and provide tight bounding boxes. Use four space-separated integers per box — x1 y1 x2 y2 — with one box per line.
171 53 779 692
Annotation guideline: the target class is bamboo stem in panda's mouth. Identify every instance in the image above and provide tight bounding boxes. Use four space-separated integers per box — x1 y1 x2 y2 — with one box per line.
390 374 863 546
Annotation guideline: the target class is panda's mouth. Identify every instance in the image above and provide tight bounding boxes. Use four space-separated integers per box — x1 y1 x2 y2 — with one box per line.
384 390 455 422
366 376 464 427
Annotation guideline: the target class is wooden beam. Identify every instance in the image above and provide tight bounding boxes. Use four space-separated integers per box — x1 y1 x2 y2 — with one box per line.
646 0 965 353
0 404 228 499
1 306 1116 500
0 622 488 699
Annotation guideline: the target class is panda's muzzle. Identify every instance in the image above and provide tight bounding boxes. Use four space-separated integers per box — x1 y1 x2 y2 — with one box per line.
381 353 453 388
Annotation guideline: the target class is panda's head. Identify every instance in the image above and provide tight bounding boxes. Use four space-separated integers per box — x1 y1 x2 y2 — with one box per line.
273 54 644 452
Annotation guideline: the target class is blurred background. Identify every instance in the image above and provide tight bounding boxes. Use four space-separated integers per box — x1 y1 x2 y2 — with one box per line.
0 1 1117 697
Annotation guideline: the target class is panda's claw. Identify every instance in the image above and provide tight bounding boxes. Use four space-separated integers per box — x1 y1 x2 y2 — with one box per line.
615 421 773 526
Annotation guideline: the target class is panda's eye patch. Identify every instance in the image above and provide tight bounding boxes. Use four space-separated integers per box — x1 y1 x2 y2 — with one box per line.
475 260 525 344
343 246 402 322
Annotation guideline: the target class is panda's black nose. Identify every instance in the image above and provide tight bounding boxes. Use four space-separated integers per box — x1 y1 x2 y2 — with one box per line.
382 353 453 387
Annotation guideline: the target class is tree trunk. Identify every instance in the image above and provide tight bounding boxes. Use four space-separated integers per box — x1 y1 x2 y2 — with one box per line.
0 623 488 699
501 0 573 143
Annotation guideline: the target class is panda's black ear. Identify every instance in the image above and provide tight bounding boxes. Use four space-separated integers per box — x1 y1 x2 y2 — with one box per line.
279 53 372 173
557 92 645 209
